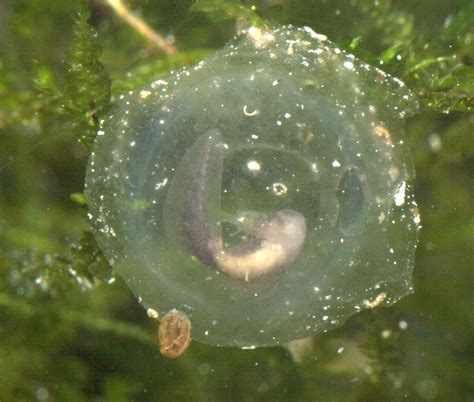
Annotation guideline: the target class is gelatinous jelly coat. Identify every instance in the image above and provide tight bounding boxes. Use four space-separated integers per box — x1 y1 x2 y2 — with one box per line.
85 25 420 347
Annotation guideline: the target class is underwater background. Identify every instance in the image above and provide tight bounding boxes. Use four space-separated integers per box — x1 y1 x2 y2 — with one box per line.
0 1 472 401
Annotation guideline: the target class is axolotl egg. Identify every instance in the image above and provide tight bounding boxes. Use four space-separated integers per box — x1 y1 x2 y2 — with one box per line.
85 25 420 347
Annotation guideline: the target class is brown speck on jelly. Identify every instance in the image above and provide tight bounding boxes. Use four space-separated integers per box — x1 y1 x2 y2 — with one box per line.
158 309 192 358
372 124 393 146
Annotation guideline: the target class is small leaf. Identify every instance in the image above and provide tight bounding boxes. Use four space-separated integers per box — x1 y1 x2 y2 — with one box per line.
70 192 87 205
348 36 363 51
379 42 405 64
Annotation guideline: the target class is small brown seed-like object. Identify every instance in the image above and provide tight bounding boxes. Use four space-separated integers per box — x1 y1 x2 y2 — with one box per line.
158 309 191 358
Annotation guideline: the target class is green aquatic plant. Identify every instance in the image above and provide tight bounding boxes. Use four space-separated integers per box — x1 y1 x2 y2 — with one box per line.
63 2 111 149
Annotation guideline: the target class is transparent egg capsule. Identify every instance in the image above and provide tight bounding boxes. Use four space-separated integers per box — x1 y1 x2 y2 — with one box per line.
85 25 420 347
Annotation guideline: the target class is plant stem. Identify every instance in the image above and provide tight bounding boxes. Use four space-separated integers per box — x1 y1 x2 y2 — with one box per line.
106 0 177 55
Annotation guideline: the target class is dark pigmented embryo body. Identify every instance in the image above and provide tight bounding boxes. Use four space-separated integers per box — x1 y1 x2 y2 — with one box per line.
179 130 307 281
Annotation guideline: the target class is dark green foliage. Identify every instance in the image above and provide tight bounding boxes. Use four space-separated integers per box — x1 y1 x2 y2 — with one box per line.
0 0 472 401
63 2 111 149
2 230 110 299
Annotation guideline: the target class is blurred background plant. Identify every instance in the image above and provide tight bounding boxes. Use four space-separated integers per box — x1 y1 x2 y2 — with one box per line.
0 0 472 401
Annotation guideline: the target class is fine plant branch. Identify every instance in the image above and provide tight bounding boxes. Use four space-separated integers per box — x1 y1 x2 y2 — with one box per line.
106 0 177 55
64 3 111 148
